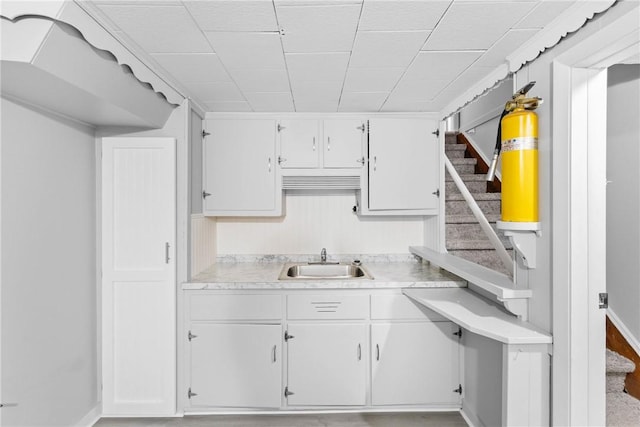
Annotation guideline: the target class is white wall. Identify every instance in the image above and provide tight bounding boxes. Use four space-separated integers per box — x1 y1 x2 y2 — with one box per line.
459 78 513 175
606 63 640 344
1 97 98 426
216 191 423 255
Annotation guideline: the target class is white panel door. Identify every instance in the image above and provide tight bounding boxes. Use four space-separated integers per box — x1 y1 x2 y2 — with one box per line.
323 119 365 169
189 323 282 408
203 119 279 215
102 137 176 415
371 322 460 406
368 119 439 210
278 119 320 168
286 323 367 406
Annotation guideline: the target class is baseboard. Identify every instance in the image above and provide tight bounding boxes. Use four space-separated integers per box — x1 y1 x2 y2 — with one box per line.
73 403 101 427
460 403 483 427
607 308 640 357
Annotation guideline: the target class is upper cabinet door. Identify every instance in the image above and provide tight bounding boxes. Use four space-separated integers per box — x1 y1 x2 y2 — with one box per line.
278 119 320 168
203 119 281 216
368 118 439 211
323 119 365 169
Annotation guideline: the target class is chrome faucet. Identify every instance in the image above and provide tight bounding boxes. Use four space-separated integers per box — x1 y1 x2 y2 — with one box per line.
320 248 327 263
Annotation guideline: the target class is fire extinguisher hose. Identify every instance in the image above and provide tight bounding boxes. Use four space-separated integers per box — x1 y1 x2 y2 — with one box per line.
486 108 509 182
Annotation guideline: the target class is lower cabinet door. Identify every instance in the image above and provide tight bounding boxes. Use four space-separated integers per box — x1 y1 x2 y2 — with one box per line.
286 323 367 406
371 322 460 406
189 323 282 408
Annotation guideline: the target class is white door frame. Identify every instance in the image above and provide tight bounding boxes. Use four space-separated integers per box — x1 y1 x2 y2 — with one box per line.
551 5 640 426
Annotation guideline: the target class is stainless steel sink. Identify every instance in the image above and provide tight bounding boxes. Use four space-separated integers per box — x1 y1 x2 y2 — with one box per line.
278 263 373 280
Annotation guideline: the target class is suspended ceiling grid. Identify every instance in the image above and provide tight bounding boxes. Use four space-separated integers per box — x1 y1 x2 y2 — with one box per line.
86 0 576 112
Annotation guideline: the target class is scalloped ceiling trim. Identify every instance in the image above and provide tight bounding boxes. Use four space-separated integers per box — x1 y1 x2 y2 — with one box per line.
506 0 617 73
440 0 617 120
1 9 184 106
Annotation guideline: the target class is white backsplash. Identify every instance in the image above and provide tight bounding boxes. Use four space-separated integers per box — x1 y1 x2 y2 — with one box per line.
216 191 424 255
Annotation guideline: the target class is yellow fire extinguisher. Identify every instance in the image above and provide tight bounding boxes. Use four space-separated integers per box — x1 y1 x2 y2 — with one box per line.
487 82 542 224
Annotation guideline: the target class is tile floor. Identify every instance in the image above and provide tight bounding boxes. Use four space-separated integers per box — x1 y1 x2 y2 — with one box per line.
94 412 468 427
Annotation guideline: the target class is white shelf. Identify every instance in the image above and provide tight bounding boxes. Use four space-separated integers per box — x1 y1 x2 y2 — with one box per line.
409 246 532 300
403 288 552 345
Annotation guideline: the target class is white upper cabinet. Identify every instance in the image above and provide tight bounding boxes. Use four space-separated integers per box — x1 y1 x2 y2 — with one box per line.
323 119 366 169
277 118 365 171
203 119 282 216
278 119 320 168
364 118 440 215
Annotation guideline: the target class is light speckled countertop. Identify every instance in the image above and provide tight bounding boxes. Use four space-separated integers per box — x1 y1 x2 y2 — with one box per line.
183 254 467 290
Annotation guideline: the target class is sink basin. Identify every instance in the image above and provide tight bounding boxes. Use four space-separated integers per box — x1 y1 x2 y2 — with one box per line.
278 263 373 280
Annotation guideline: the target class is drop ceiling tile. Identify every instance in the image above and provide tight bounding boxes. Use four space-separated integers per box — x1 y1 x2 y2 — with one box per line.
343 67 405 92
422 1 537 50
151 53 230 83
286 53 351 82
205 101 253 112
349 31 430 68
295 101 339 112
184 0 278 31
443 66 496 93
277 4 361 52
96 4 212 53
391 78 450 101
205 32 285 69
290 81 343 101
474 29 538 67
515 1 575 29
358 1 451 31
403 51 483 81
229 68 291 92
379 98 441 112
276 0 362 5
338 92 389 112
245 92 294 112
184 82 244 102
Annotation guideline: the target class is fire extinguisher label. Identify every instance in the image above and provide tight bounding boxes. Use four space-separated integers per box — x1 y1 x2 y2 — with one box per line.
502 136 538 152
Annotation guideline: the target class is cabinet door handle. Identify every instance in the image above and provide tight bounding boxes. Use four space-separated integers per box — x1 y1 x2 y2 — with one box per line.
373 156 377 171
165 242 170 264
357 343 361 361
327 137 331 151
313 137 316 151
376 344 380 361
272 345 277 363
268 157 271 172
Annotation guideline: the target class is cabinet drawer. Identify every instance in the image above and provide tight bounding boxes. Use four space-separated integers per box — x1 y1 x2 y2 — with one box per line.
287 294 368 320
190 294 282 320
371 294 446 321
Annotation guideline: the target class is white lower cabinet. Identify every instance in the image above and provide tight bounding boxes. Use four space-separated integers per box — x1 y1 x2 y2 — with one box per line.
189 323 282 408
286 323 367 406
185 291 461 411
371 322 460 406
